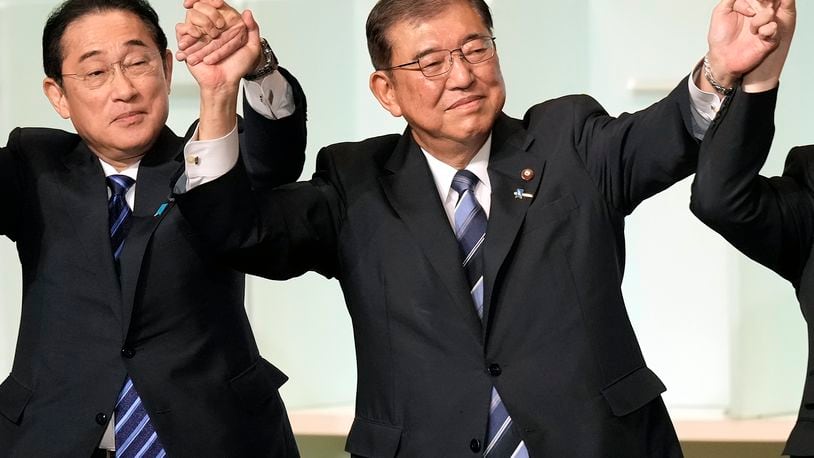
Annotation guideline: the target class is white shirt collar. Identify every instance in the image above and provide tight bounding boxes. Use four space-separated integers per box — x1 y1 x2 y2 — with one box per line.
421 135 492 203
98 158 140 180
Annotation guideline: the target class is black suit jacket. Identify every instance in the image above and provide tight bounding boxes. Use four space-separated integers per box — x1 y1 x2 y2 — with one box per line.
689 87 813 455
0 68 306 457
177 77 748 457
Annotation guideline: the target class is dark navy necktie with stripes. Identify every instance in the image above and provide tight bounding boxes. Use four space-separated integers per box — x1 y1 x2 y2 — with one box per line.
106 175 166 457
451 170 528 457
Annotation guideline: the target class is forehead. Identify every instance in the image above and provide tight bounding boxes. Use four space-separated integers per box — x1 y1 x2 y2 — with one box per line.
60 10 157 62
387 3 489 58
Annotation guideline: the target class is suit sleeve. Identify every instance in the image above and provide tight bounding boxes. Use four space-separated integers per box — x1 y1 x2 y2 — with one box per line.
0 128 25 241
174 146 342 281
530 76 701 215
239 67 307 189
690 87 814 287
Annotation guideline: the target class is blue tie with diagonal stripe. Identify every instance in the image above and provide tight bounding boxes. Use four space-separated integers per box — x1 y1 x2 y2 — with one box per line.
451 170 528 458
106 175 166 458
107 175 134 265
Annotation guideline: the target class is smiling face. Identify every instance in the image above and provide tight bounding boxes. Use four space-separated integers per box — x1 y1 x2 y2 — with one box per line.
369 1 505 165
43 9 172 168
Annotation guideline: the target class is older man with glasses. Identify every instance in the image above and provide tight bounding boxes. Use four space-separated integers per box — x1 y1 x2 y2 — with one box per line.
177 0 791 456
0 0 306 456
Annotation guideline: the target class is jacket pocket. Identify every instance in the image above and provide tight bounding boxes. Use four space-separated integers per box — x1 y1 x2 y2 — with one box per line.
228 358 288 413
0 375 33 424
345 416 402 457
600 366 666 416
521 193 580 235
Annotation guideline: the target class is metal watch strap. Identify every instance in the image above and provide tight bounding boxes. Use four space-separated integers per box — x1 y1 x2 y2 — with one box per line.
244 37 278 81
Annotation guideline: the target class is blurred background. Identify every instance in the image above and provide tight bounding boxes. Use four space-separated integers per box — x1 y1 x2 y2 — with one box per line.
1 0 811 456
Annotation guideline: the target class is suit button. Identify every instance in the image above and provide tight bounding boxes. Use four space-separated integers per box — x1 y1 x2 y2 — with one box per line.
95 413 108 425
470 438 482 453
121 347 135 359
488 363 502 377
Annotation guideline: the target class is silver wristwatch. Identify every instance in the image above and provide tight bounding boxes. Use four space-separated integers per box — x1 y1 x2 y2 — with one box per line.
244 38 278 81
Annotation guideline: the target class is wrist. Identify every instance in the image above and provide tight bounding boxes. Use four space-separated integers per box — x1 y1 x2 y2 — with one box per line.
703 54 739 96
198 88 239 141
198 105 238 141
198 84 241 116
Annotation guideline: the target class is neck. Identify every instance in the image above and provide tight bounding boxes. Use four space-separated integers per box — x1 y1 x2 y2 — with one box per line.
94 151 145 172
412 132 489 169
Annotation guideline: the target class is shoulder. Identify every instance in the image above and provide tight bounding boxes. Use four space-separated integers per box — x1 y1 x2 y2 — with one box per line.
6 127 80 156
522 94 606 131
319 133 402 170
784 145 814 186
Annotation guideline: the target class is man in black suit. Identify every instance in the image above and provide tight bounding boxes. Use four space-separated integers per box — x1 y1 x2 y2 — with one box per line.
177 0 788 456
690 2 812 457
0 0 305 456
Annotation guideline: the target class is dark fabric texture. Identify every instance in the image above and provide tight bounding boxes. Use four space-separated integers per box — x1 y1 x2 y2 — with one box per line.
0 68 306 457
690 85 814 455
176 77 774 456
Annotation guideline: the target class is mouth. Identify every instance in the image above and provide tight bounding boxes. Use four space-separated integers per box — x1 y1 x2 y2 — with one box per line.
446 95 484 111
112 111 146 124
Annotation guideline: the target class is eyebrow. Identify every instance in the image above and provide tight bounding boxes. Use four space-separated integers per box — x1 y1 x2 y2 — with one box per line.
414 32 486 59
76 39 151 63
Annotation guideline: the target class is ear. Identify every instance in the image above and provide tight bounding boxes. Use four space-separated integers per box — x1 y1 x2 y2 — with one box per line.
162 48 174 94
369 71 403 118
43 77 71 119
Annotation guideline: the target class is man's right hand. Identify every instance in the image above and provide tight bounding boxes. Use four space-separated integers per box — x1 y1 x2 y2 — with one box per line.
176 0 252 67
176 0 264 140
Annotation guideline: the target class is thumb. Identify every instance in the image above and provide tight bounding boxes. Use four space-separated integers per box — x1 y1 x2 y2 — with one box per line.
243 9 260 42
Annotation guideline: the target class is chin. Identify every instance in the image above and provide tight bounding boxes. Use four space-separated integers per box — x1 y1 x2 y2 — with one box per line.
123 128 161 148
458 123 491 140
113 138 155 157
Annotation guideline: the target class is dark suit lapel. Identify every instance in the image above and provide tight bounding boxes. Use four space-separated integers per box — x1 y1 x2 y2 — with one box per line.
379 131 484 334
482 114 545 331
118 127 182 334
58 141 124 323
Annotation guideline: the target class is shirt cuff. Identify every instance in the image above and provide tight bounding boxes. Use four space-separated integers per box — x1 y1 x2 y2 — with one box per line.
688 63 723 141
177 122 239 193
243 70 295 120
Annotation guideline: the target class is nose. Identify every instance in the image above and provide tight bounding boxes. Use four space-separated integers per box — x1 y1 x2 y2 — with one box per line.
445 51 475 88
109 64 138 100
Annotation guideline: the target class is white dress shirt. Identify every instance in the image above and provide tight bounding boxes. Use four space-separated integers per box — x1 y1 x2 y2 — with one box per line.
99 160 139 209
423 137 493 225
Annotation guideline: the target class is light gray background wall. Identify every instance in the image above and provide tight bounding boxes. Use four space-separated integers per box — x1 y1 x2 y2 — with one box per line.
1 0 812 439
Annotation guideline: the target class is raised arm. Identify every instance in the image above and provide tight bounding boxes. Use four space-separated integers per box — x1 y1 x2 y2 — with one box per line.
691 0 803 283
574 0 787 214
177 0 306 188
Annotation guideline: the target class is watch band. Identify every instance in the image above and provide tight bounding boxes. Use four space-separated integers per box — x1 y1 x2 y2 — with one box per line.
244 37 278 81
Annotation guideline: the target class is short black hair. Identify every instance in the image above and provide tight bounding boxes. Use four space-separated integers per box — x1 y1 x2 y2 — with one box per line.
366 0 493 70
42 0 167 84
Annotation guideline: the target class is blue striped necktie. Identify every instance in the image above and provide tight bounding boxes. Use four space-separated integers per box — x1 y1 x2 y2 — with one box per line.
451 170 528 458
106 175 166 458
